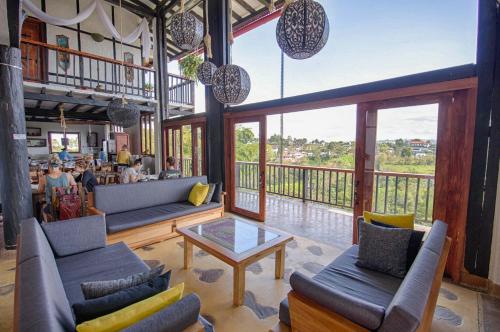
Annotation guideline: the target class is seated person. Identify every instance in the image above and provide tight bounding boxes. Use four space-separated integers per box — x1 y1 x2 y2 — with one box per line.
38 155 77 221
116 144 132 166
58 148 72 161
159 156 181 179
121 159 144 184
74 160 98 193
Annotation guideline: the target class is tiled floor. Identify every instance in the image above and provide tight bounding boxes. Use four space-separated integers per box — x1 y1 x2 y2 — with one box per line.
236 189 354 249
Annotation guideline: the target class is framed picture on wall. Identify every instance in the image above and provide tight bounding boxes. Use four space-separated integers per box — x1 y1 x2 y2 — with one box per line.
26 127 42 137
87 132 98 147
27 138 47 148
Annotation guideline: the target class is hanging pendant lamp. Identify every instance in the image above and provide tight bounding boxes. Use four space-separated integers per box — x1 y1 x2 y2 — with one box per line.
107 0 140 129
171 0 203 51
212 64 251 105
197 0 216 85
276 0 330 59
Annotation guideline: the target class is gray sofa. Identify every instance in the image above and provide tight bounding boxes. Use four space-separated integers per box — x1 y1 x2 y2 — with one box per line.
88 176 224 248
279 219 450 332
14 216 204 332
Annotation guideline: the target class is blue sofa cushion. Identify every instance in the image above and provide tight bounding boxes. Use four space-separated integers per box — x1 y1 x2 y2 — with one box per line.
18 218 54 264
56 242 150 305
94 176 208 214
41 215 106 257
290 272 386 330
357 221 413 278
106 202 222 234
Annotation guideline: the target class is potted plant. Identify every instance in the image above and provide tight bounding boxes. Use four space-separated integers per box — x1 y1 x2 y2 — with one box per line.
178 54 203 82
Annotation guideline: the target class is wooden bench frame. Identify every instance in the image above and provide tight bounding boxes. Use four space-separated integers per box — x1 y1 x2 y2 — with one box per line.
87 192 226 249
273 237 451 332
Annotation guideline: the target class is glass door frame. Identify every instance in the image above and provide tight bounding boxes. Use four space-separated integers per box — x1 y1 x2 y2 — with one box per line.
227 115 267 222
164 118 207 177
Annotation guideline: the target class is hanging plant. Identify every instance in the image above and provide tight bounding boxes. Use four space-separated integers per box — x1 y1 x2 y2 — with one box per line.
179 54 203 81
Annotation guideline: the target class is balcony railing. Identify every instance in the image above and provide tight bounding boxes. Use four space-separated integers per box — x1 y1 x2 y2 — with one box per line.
21 39 195 107
169 74 195 107
234 161 435 224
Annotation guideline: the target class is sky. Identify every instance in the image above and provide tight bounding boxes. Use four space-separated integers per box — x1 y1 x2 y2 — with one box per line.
172 0 478 141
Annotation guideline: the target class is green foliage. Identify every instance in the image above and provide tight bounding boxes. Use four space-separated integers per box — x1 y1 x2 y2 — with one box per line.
178 54 203 82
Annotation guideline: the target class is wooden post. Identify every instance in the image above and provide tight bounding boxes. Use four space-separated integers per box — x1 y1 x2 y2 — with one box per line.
464 0 499 279
155 7 169 171
0 0 33 248
205 0 230 184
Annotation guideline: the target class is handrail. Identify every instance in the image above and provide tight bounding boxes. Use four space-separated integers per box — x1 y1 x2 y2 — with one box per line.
21 38 154 72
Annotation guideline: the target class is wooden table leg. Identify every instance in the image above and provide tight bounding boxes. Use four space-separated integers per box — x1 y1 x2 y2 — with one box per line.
233 265 245 306
275 245 286 279
184 238 193 269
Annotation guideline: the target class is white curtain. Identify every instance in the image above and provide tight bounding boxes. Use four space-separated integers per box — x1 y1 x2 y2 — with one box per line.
21 0 151 59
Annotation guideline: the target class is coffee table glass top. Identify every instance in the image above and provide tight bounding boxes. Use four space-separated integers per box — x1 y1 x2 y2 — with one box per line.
188 218 280 254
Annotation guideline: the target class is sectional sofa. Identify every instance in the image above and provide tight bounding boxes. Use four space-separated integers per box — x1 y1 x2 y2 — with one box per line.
88 176 224 248
277 219 451 332
14 215 205 332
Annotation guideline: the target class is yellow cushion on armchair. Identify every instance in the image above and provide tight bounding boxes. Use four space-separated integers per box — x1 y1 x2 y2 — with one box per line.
363 211 415 229
76 283 184 332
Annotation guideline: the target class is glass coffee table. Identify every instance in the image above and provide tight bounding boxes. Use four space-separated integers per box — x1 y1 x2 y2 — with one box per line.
176 217 294 306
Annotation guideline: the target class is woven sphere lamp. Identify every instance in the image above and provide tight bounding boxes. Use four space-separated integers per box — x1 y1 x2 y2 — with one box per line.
212 64 251 105
276 0 330 60
107 98 140 128
197 61 217 85
170 12 204 51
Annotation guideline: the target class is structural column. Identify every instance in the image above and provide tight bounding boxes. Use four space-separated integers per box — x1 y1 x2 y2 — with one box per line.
205 0 230 184
0 0 33 248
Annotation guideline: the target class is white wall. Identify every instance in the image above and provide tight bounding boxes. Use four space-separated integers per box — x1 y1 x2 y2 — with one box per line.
25 0 145 86
26 121 105 157
489 162 500 285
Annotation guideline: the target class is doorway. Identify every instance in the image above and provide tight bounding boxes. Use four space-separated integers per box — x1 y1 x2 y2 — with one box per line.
227 116 267 221
21 16 46 81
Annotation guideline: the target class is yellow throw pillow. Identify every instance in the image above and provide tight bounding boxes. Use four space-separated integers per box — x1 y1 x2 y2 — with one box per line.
188 182 210 207
76 283 184 332
363 211 415 229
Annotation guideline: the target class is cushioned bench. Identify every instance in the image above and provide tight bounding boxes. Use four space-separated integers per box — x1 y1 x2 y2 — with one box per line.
88 176 225 248
14 216 206 332
277 219 451 332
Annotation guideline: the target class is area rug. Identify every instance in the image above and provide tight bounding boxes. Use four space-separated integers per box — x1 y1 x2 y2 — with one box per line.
0 222 481 332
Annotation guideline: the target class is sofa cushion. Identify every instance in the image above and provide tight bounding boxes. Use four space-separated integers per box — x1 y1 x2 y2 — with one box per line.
279 298 291 327
313 246 403 308
106 202 222 234
363 211 415 229
81 265 165 299
41 215 106 257
357 221 412 278
211 182 223 203
56 242 150 305
94 176 208 214
18 257 75 332
290 272 386 330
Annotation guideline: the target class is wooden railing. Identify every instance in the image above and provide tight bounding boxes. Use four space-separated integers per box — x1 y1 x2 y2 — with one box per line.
21 39 195 107
168 73 195 107
234 161 435 224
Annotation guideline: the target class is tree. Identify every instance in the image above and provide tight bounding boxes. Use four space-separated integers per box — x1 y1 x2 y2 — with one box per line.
401 147 412 158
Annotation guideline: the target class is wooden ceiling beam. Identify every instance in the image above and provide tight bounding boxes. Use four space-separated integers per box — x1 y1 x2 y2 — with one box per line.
234 0 257 14
104 0 155 18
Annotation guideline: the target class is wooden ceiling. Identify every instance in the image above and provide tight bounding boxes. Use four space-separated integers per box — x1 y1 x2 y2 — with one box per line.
105 0 283 60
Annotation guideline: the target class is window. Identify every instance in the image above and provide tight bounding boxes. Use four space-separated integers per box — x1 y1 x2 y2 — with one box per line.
140 114 155 155
48 132 80 153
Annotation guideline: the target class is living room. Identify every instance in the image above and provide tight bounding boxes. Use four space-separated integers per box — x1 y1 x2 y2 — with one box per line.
0 0 499 332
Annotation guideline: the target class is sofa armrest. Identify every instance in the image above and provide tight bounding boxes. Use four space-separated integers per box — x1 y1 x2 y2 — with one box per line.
41 215 107 257
122 293 201 332
289 272 385 330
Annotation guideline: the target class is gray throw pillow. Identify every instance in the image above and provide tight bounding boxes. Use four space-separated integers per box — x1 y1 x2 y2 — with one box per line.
356 222 412 278
81 265 164 299
204 183 216 204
